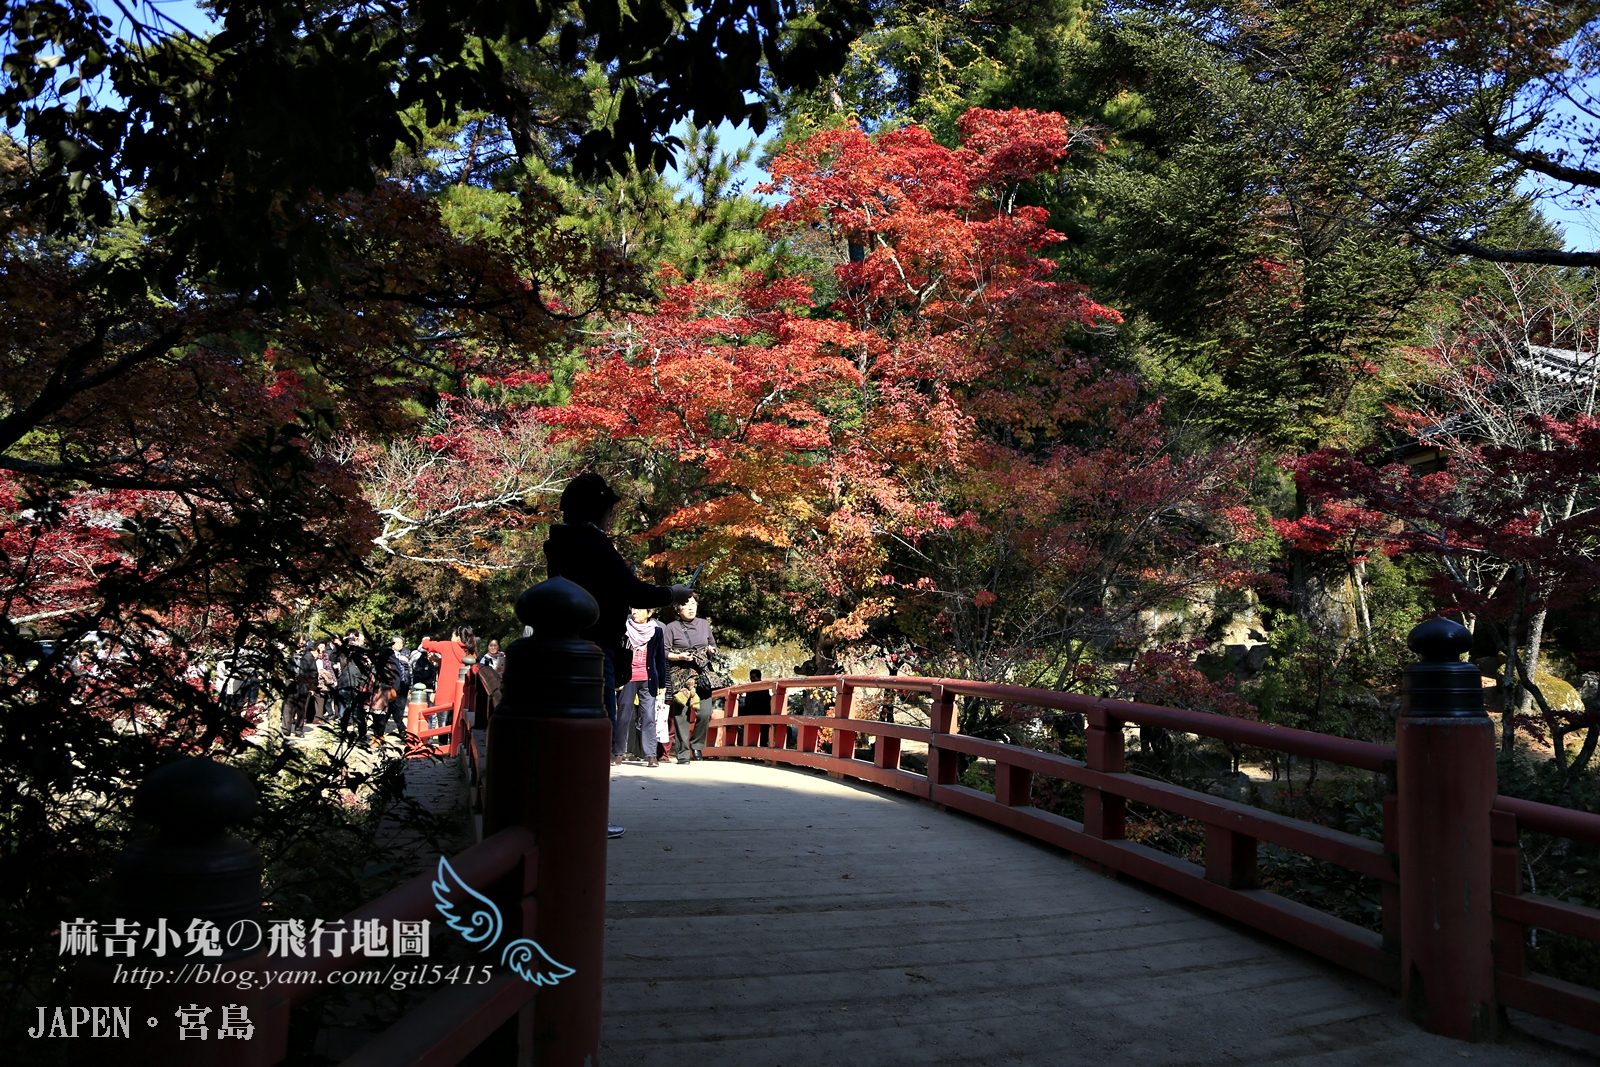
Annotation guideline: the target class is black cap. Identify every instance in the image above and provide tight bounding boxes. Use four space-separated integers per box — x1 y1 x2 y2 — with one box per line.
560 472 620 521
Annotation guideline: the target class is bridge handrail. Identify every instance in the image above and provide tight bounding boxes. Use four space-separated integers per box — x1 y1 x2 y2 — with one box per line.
406 664 475 756
712 669 1600 1038
1488 794 1600 1030
260 826 536 998
727 675 1394 771
1493 793 1600 845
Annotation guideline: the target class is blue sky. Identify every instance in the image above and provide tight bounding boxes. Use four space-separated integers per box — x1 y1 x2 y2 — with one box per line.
1536 196 1598 250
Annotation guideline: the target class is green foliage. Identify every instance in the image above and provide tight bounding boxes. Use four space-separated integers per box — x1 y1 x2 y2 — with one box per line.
777 0 1093 141
1055 7 1504 448
1257 778 1388 934
1352 553 1435 682
789 0 1519 450
528 125 776 288
959 761 996 795
1247 612 1383 743
2 0 869 290
1241 555 1429 747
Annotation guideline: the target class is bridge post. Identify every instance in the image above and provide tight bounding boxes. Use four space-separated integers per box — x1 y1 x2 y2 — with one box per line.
1084 704 1127 841
772 683 791 752
927 684 959 794
833 682 858 763
486 576 609 1065
82 757 287 1065
1395 616 1500 1041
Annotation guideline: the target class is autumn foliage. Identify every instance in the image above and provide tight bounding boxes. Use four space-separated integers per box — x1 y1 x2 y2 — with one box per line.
552 109 1261 685
1281 267 1600 768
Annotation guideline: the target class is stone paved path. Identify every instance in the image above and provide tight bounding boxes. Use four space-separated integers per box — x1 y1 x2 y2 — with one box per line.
277 719 475 860
372 741 474 860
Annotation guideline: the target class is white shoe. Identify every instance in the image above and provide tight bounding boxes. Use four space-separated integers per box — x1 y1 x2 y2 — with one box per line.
607 825 626 839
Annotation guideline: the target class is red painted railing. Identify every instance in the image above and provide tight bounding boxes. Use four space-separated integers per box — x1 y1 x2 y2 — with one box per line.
257 827 539 1065
96 580 609 1064
706 673 1600 1037
407 664 483 758
1490 795 1600 1031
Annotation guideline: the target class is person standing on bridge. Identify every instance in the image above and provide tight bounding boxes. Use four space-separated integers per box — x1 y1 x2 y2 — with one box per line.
544 473 692 835
665 595 718 763
620 606 669 767
372 634 412 742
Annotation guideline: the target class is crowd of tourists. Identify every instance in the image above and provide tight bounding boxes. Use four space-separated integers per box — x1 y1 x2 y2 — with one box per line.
198 626 504 746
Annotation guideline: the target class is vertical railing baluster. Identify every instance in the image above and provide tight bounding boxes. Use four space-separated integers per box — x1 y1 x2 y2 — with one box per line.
994 759 1032 807
833 681 857 764
1489 808 1527 984
927 684 958 800
771 683 789 752
875 731 902 771
1203 826 1258 888
1084 704 1126 841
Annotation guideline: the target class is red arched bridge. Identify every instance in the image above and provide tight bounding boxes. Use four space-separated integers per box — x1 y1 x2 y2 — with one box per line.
92 586 1600 1065
594 669 1598 1066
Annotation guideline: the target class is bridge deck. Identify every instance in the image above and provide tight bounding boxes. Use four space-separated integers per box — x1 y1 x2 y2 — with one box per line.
601 759 1586 1066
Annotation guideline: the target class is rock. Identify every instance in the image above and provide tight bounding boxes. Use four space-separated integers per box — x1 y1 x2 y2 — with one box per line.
1476 662 1583 713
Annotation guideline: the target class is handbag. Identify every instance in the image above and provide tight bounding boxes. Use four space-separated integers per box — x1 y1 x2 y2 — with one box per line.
695 653 733 698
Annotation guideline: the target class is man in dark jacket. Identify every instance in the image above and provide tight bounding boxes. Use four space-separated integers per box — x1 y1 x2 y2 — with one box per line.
544 473 691 656
334 632 373 742
373 635 412 742
544 472 691 836
284 635 317 738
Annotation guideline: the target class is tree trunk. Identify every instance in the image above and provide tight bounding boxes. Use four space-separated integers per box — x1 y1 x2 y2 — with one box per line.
1513 605 1549 725
1568 724 1600 782
1351 559 1373 652
1497 612 1522 754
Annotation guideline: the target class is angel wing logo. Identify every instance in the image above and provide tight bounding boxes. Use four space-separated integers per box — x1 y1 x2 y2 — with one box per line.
431 856 576 986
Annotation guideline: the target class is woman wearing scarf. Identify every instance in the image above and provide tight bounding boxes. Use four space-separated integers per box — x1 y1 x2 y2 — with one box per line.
618 607 669 767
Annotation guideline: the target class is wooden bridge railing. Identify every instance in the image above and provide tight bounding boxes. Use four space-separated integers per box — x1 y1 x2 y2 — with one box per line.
84 577 609 1066
406 657 484 759
705 617 1600 1043
83 606 1600 1057
1489 794 1600 1031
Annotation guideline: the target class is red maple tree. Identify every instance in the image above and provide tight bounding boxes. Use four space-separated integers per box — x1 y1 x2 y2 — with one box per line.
552 109 1262 688
1284 265 1600 772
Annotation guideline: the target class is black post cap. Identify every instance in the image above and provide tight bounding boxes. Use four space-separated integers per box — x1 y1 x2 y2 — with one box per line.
133 757 257 837
1407 616 1473 661
503 577 604 719
1401 616 1486 719
515 576 600 638
116 758 263 951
